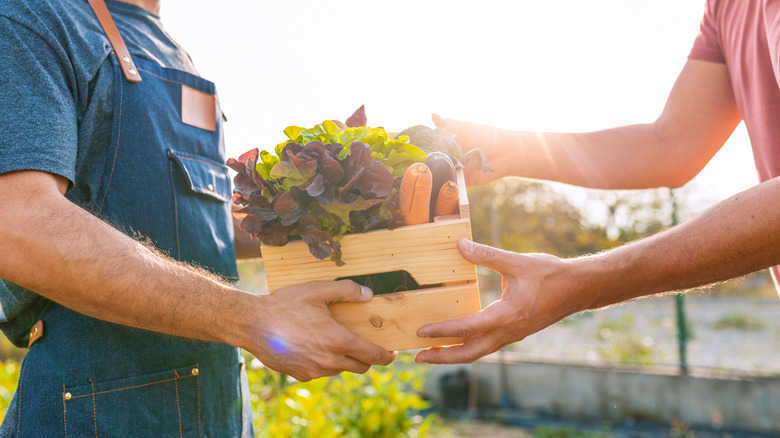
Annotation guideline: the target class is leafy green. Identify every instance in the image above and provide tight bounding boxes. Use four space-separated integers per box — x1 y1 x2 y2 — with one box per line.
228 108 426 264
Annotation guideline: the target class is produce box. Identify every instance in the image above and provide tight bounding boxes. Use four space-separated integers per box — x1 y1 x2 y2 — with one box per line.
261 166 481 351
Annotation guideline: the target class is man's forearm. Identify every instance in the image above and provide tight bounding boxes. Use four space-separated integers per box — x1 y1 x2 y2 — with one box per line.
450 60 741 190
460 123 719 189
1 171 397 379
576 177 780 309
508 126 691 189
0 173 256 348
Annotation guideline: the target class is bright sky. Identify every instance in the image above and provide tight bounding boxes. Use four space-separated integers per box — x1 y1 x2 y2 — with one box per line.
162 0 759 210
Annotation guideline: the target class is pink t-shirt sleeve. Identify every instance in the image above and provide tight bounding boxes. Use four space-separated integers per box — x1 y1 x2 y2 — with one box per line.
689 0 726 63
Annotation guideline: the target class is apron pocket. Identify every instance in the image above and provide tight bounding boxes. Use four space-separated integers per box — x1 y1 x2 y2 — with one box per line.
63 364 201 437
167 149 238 280
168 149 231 203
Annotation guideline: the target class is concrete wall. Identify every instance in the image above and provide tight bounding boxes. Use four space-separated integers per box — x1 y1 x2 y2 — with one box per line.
420 354 780 434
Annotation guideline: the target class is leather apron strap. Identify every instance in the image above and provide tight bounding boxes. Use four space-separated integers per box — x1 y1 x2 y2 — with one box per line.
86 0 143 83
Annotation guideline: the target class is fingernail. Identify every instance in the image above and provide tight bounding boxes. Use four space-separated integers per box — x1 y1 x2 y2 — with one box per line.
360 286 373 300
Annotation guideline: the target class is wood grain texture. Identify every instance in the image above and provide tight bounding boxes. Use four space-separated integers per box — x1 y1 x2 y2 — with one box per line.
261 166 481 350
329 283 481 351
262 218 476 291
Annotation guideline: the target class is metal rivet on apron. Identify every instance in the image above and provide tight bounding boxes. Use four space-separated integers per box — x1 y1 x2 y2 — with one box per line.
128 68 138 76
121 56 131 63
192 367 199 376
64 392 72 400
208 184 214 191
30 326 38 336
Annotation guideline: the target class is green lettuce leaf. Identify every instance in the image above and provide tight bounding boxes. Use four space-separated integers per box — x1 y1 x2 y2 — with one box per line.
321 197 384 229
229 110 428 265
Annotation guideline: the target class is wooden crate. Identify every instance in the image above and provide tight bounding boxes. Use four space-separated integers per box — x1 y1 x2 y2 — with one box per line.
261 168 481 351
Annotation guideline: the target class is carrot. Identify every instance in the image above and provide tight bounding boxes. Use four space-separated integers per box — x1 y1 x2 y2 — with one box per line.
433 180 459 217
399 162 433 225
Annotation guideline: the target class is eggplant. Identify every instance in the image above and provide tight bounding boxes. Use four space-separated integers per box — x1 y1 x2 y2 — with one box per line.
425 151 457 220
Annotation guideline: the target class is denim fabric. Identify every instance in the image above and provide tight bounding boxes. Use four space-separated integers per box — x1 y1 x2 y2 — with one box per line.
0 3 252 434
94 57 238 279
0 0 207 347
5 303 250 437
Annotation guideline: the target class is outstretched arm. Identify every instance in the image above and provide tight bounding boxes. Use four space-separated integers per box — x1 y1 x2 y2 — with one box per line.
436 59 741 189
0 170 394 380
415 176 780 364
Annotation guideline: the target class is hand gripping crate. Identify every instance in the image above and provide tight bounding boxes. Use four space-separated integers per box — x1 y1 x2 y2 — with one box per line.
261 168 481 351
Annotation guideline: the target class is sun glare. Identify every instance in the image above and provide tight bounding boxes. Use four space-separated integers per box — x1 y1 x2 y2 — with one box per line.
164 0 759 203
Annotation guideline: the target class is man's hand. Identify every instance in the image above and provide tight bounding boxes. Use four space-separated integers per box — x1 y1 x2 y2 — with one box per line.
432 114 517 186
248 280 396 381
414 175 780 365
414 239 587 365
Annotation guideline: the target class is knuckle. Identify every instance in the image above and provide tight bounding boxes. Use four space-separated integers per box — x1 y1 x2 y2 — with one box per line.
317 357 339 372
458 328 473 339
327 338 348 354
362 349 379 364
336 279 360 293
474 244 497 262
369 348 393 365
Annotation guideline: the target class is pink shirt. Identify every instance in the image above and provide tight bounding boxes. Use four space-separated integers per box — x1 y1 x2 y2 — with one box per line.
689 0 780 288
689 0 780 182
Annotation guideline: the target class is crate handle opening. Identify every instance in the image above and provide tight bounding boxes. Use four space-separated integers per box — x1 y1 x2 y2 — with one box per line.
335 270 445 296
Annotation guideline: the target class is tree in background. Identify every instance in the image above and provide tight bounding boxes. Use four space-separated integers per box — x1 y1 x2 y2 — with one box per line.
467 179 673 257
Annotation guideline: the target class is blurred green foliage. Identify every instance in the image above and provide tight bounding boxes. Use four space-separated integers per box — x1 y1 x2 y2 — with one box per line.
532 424 610 438
714 313 767 331
468 180 674 257
247 352 434 437
0 361 20 419
594 315 653 365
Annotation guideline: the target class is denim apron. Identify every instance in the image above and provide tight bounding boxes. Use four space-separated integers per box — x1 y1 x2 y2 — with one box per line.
1 3 253 436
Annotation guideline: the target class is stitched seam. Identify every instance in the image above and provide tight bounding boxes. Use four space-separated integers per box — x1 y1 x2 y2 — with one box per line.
196 363 201 438
15 357 26 436
175 370 183 438
63 385 69 438
90 379 97 437
175 155 227 172
170 162 181 258
98 57 124 214
136 67 207 89
65 374 196 400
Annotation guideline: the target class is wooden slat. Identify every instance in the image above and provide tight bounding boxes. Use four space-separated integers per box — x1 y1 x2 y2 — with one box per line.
329 283 481 351
262 219 476 291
